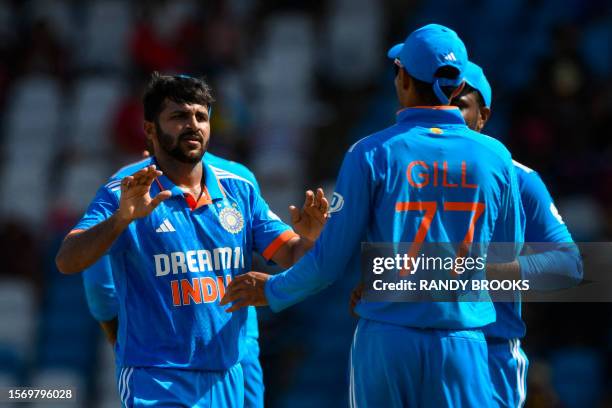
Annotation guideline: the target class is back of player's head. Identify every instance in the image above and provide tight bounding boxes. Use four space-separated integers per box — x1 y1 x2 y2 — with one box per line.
143 72 215 122
388 24 468 105
463 62 491 108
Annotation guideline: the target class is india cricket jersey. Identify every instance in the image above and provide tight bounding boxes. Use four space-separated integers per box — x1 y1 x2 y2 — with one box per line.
82 153 263 341
265 106 525 329
74 156 296 370
484 161 582 339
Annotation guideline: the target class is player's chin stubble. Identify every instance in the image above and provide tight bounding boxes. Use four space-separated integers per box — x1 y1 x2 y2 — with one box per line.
155 122 207 164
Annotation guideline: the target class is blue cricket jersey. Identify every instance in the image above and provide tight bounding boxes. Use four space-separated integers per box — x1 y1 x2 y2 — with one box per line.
82 255 117 322
265 107 525 329
82 153 263 340
483 161 582 339
74 156 296 370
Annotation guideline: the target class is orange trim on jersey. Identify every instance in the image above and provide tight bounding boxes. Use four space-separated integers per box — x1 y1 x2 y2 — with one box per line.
195 187 212 208
68 228 86 236
262 230 299 260
396 106 459 115
184 187 213 211
411 106 458 110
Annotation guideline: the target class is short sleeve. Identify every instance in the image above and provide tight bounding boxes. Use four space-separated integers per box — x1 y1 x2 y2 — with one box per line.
250 191 297 261
72 181 129 252
520 171 572 243
73 183 119 231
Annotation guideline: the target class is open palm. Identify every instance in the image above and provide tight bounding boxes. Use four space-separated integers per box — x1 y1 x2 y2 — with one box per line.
290 188 329 242
118 166 172 222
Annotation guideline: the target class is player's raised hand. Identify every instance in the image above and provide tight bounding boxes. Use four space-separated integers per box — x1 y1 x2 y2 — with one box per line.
220 271 271 313
290 188 329 242
117 165 172 223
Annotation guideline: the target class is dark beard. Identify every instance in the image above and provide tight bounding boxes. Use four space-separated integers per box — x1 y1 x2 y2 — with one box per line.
155 121 207 164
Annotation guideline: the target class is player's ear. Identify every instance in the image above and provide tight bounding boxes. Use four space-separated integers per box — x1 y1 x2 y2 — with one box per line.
400 68 411 91
477 106 491 131
143 121 156 141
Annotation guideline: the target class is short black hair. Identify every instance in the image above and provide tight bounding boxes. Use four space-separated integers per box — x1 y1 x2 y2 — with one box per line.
407 66 461 105
143 72 215 122
453 83 485 108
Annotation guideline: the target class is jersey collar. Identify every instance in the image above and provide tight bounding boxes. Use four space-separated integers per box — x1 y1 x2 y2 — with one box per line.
152 157 225 203
202 160 225 201
396 106 466 126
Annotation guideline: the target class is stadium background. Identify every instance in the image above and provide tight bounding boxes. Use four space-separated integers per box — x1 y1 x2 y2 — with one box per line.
0 0 610 407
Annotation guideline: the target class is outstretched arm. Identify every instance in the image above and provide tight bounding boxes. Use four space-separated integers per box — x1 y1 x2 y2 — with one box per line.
222 146 373 313
56 166 171 274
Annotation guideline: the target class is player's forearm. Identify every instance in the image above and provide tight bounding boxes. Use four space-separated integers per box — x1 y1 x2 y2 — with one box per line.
56 213 130 274
99 317 118 345
486 260 521 281
266 246 345 311
270 236 315 269
518 245 583 290
265 253 328 311
290 237 315 266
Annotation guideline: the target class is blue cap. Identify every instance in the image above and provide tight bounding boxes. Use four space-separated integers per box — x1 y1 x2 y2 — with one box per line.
387 24 468 104
464 61 491 107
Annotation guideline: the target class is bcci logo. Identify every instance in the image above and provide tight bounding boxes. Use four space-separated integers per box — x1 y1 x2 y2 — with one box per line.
219 206 244 234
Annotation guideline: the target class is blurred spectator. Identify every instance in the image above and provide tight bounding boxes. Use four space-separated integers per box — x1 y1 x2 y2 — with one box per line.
129 2 198 74
0 221 39 284
16 18 68 79
192 2 243 75
111 79 147 156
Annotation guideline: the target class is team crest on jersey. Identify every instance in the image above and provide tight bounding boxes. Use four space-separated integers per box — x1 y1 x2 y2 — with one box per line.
219 206 244 234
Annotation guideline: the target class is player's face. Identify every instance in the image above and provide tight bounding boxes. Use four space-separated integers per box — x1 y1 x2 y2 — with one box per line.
154 100 210 163
451 92 490 132
452 92 481 131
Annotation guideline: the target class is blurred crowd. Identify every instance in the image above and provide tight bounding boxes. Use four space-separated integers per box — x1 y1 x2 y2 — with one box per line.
0 0 610 407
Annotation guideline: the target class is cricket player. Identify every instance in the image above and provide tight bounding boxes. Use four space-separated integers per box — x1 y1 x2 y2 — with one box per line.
82 152 271 408
221 24 525 407
451 62 582 408
56 73 328 407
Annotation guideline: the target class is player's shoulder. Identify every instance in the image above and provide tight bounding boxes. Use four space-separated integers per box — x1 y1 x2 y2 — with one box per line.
108 157 154 182
208 163 258 198
513 160 547 186
101 157 153 194
470 130 512 159
512 160 537 176
205 153 258 187
347 124 401 155
460 129 515 170
512 160 550 196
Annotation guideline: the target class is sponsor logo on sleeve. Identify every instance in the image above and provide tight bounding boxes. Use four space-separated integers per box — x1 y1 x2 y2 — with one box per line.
329 192 344 214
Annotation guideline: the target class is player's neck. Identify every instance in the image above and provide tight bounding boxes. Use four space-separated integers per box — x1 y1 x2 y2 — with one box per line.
154 153 204 191
401 94 429 108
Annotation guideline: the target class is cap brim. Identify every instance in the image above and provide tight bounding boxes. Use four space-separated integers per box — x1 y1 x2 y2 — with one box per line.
387 43 403 59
